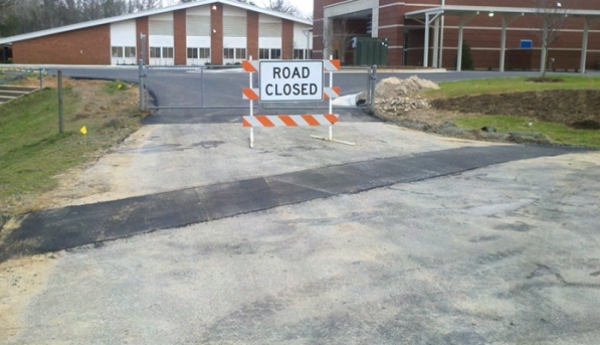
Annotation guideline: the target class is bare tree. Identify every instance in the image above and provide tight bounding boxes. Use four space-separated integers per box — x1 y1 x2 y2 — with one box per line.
533 0 569 78
322 18 354 64
264 0 297 16
0 0 15 9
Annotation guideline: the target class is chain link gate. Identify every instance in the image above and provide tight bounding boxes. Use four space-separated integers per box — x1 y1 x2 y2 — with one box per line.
138 59 377 111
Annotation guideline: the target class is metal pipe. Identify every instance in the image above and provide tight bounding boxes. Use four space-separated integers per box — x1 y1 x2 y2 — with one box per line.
138 59 144 110
500 16 507 72
370 64 377 107
58 70 64 134
457 16 464 72
424 12 430 67
581 18 589 74
432 16 440 68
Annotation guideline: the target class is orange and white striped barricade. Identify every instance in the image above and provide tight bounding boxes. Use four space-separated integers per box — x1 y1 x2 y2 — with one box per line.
242 114 339 127
241 57 354 148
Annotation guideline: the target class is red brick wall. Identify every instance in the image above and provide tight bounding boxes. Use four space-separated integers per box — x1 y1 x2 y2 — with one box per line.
379 3 404 65
211 2 223 64
13 25 111 65
174 9 187 65
136 17 149 63
247 11 259 60
282 19 294 59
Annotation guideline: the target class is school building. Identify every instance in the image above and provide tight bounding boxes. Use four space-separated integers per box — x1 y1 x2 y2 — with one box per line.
0 0 312 66
313 0 600 72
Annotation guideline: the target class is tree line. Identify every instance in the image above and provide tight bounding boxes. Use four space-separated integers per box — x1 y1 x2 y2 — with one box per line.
0 0 301 37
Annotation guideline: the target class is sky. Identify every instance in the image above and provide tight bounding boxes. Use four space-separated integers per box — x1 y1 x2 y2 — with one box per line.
284 0 313 17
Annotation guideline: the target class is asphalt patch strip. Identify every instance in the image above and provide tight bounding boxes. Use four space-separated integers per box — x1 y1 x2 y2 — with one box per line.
0 145 586 263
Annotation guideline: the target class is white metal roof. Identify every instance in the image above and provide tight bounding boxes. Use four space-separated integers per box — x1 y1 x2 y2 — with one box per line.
405 5 600 19
0 0 312 45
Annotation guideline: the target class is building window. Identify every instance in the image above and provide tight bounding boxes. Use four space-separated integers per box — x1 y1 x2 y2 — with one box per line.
307 50 312 59
112 46 123 58
259 48 270 59
125 47 136 58
188 48 210 60
270 49 281 59
150 47 161 58
162 47 174 59
188 48 198 59
224 48 234 59
199 48 210 59
293 49 304 60
235 48 246 60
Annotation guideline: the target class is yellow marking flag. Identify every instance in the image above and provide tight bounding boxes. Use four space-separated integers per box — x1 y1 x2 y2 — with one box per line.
80 126 87 135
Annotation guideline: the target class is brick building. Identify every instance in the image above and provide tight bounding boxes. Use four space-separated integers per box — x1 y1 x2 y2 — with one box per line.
0 0 312 66
313 0 600 72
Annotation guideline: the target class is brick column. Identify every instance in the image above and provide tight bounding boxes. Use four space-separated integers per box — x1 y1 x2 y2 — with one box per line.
211 2 223 64
247 11 259 60
136 16 149 63
282 19 294 60
174 9 187 66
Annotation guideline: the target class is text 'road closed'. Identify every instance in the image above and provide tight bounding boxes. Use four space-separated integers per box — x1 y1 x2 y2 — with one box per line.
259 61 324 102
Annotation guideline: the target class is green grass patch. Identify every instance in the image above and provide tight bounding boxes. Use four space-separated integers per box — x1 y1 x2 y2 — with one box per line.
454 115 600 147
426 75 600 99
0 81 141 213
103 80 129 94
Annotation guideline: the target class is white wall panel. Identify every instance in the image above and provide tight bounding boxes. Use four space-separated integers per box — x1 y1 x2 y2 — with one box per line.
149 12 173 36
150 12 173 21
293 23 312 50
223 37 246 47
259 14 281 23
111 20 136 47
259 37 281 48
223 5 246 17
187 36 210 47
149 35 174 46
187 15 211 36
186 5 210 16
223 16 247 37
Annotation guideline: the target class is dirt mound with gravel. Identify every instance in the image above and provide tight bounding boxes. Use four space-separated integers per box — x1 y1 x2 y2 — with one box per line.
375 76 440 99
431 89 600 129
361 76 440 112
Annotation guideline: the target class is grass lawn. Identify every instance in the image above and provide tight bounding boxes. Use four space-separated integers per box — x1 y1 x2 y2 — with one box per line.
0 79 142 214
426 75 600 99
454 115 600 147
426 75 600 147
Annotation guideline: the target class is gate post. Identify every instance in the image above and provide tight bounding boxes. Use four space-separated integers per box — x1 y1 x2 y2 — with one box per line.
138 59 146 111
369 65 377 107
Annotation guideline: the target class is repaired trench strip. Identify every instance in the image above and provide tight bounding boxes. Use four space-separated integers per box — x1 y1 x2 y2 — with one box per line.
0 145 585 263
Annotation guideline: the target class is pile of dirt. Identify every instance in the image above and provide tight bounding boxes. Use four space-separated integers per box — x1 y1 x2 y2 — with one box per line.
362 76 440 112
374 76 440 99
431 89 600 129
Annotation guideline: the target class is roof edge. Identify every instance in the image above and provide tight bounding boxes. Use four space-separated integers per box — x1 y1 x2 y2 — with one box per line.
0 0 312 45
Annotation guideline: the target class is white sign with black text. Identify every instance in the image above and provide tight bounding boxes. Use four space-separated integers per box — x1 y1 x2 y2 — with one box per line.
259 61 324 102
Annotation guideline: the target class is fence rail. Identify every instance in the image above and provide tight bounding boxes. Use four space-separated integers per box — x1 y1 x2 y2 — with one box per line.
0 67 46 88
138 61 377 111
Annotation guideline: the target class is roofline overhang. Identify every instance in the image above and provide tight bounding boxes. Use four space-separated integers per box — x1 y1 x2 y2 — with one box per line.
405 5 600 20
0 0 312 45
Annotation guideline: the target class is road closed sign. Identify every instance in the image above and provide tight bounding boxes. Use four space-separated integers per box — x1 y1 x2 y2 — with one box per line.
259 60 323 102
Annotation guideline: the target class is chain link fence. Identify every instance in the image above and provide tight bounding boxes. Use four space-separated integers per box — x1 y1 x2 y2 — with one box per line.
138 60 377 111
